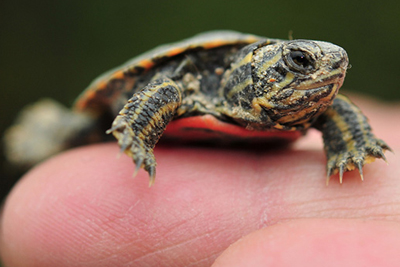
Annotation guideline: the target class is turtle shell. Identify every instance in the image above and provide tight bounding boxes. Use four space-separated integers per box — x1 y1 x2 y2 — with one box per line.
74 31 263 113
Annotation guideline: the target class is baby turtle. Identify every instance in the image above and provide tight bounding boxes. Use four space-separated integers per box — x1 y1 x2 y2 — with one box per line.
4 30 390 185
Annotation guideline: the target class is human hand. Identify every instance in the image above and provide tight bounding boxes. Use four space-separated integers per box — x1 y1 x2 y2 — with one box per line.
1 95 399 267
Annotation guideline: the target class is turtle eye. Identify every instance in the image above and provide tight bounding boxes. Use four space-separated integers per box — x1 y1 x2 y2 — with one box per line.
285 50 315 73
290 51 310 68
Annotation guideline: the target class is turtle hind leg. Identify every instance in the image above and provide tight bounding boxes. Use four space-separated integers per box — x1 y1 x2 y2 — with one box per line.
315 94 391 184
4 99 100 168
107 77 182 186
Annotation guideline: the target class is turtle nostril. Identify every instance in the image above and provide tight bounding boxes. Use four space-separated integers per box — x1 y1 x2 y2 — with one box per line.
331 53 349 70
332 58 344 70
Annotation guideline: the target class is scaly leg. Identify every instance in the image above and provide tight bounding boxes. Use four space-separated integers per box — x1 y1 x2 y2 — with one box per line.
107 77 182 186
315 94 391 184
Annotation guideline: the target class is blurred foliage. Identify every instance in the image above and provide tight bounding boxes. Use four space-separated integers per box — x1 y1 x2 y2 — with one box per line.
0 0 399 201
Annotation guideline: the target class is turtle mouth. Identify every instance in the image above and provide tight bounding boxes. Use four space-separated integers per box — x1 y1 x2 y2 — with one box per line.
294 70 346 91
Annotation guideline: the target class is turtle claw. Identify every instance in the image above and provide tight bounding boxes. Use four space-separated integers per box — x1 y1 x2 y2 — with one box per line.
339 164 345 184
144 156 157 187
130 147 157 184
381 153 388 164
356 161 364 181
147 167 156 187
379 151 388 164
133 158 144 178
378 139 393 152
373 139 392 164
326 175 331 186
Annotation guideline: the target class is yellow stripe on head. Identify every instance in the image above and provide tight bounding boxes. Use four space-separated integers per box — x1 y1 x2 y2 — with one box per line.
226 77 252 99
230 51 253 72
256 52 282 77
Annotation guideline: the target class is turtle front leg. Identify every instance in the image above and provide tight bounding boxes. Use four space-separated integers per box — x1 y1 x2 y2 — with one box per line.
315 94 391 184
107 77 182 186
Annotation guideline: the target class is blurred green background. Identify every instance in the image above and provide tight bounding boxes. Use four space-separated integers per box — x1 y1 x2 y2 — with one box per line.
1 0 399 203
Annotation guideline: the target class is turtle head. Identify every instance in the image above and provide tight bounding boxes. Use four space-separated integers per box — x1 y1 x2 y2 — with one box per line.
222 39 349 130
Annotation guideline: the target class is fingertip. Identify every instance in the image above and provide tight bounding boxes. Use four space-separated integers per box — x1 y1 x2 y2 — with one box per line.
212 219 400 267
